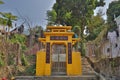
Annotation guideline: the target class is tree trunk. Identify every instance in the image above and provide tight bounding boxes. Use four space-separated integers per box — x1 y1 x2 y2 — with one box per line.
16 44 21 65
80 20 85 56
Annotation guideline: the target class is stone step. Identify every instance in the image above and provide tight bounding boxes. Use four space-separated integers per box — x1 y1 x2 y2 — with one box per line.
15 75 97 80
82 72 96 75
81 57 95 74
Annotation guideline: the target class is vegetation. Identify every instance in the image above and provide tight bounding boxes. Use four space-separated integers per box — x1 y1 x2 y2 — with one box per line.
107 0 120 31
0 0 4 4
86 14 107 41
47 0 105 54
86 1 120 78
0 12 17 33
0 1 33 77
0 0 120 79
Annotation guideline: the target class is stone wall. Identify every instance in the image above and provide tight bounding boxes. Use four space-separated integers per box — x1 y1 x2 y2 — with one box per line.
85 27 120 79
87 57 120 79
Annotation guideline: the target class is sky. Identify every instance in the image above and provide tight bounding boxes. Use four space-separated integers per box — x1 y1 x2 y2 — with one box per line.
0 0 114 29
94 0 115 20
0 0 56 28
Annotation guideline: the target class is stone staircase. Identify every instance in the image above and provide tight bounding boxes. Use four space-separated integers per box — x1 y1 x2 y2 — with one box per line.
15 75 97 80
82 57 95 75
15 57 98 80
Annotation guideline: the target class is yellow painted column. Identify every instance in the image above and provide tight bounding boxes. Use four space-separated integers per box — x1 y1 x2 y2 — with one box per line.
44 42 51 76
67 52 82 75
44 64 51 76
72 52 82 75
67 42 73 75
36 51 46 76
67 64 73 75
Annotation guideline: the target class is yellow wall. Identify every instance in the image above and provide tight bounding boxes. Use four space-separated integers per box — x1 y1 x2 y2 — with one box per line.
36 51 45 76
67 52 82 75
36 51 51 76
72 52 82 75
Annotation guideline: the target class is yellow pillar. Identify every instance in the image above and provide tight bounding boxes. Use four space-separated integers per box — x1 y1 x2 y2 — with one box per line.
72 52 82 75
67 52 82 75
44 64 51 76
36 51 51 76
36 51 46 76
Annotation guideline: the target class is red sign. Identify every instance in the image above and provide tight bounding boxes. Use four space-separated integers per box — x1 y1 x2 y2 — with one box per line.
68 43 72 64
46 42 50 63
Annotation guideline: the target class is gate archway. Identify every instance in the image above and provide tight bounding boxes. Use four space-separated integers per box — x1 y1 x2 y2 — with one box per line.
36 26 82 76
51 44 66 75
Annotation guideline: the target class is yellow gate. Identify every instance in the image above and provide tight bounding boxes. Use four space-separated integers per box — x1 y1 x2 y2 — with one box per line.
36 26 82 76
52 44 66 75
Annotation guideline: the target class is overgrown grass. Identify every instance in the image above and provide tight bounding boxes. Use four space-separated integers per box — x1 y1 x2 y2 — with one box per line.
17 54 36 76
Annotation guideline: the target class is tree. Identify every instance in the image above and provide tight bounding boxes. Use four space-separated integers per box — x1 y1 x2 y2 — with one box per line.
22 17 34 47
47 0 105 37
47 0 105 54
10 34 27 65
0 12 17 39
107 0 120 31
0 0 4 4
0 18 7 30
86 14 106 41
0 0 5 30
47 9 57 25
0 12 17 29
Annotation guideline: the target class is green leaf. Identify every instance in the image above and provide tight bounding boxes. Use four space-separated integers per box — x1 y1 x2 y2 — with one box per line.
0 0 4 4
107 0 120 30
